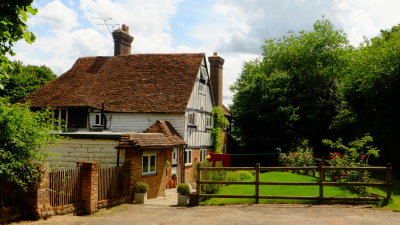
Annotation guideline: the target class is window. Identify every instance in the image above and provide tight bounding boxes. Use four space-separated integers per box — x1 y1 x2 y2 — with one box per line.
53 108 67 130
198 82 205 94
95 113 104 126
188 112 196 127
184 149 192 166
206 115 213 129
200 149 207 162
142 154 157 175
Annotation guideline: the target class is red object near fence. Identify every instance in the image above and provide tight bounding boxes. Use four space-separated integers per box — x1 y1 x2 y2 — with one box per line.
207 153 231 167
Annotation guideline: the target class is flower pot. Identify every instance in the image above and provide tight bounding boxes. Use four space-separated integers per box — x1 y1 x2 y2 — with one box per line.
135 192 147 204
177 194 188 206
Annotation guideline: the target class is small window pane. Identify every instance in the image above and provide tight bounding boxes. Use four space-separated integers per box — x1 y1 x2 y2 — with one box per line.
150 155 156 172
143 156 149 173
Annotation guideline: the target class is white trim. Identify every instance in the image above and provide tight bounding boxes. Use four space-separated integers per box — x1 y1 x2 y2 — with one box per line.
94 113 104 126
184 149 192 166
142 154 157 175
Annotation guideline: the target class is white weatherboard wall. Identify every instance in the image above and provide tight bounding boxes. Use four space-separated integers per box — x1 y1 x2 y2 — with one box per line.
46 139 123 169
185 60 214 148
89 113 185 136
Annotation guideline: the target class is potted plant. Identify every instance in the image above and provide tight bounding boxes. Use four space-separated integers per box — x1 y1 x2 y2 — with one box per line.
134 182 149 204
177 183 190 206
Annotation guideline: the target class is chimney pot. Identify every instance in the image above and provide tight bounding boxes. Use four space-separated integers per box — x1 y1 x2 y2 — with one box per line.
213 52 218 56
112 24 134 56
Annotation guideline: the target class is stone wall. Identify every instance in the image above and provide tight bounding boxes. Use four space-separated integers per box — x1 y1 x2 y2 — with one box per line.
47 139 124 169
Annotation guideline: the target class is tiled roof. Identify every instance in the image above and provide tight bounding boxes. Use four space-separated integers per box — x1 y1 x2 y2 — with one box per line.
25 53 205 113
118 120 185 148
144 120 186 146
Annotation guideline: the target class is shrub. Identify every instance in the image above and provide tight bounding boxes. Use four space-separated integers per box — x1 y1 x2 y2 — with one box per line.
277 140 315 167
177 183 190 195
322 135 380 195
134 182 149 193
192 160 226 194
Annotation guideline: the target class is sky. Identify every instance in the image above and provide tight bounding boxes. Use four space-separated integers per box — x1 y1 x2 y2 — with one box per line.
12 0 400 106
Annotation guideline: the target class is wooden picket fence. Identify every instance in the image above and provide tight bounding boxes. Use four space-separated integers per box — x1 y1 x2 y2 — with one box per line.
98 166 128 201
49 167 82 207
196 163 392 203
0 180 18 207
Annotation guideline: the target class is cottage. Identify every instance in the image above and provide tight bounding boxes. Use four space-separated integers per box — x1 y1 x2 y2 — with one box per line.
25 25 229 197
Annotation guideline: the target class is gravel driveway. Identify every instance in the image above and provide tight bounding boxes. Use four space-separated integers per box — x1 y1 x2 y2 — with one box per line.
10 189 400 225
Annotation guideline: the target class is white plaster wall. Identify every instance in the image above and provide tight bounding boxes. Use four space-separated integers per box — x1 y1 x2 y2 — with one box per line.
46 139 124 169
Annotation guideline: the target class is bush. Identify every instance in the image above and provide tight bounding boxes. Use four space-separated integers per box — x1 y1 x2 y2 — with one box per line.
134 182 149 193
322 135 380 195
277 140 315 167
177 183 190 195
224 171 254 182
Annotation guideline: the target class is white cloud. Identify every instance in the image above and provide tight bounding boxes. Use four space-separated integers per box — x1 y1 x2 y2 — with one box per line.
30 0 79 31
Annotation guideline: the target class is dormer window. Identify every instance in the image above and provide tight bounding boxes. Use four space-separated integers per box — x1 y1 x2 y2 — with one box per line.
95 113 104 126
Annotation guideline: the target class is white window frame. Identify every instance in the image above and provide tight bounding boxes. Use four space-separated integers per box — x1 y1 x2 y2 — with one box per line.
200 149 207 162
53 108 68 130
188 112 196 127
94 113 104 126
142 154 157 175
184 149 192 166
206 115 213 129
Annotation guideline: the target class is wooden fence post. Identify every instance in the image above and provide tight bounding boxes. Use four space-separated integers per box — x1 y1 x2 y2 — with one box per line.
386 163 392 200
196 163 201 197
255 163 260 204
318 162 324 203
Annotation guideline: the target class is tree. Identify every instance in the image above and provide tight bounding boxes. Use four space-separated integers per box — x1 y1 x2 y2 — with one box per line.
0 0 37 88
341 25 400 167
0 102 61 190
0 61 56 103
230 18 350 153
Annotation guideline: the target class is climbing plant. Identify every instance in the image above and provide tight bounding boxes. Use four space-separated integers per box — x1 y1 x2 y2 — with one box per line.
210 106 230 154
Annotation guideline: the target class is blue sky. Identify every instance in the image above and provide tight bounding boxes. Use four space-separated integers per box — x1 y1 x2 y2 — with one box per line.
13 0 400 105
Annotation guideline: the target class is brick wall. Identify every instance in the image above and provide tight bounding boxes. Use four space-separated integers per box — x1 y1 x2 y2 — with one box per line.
46 139 124 169
124 147 171 199
184 148 212 183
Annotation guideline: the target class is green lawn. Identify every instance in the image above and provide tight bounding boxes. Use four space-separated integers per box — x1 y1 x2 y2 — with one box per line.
201 171 362 205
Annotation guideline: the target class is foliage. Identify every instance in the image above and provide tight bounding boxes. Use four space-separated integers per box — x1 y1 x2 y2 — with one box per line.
340 24 400 167
177 183 190 195
0 61 56 103
192 160 226 194
224 170 254 182
230 18 350 152
134 182 149 193
0 102 61 190
322 135 380 194
277 140 315 167
0 0 37 88
210 106 230 154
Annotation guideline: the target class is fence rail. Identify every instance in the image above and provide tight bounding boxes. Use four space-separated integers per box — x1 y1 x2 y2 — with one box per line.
196 163 392 203
98 166 128 201
49 167 82 207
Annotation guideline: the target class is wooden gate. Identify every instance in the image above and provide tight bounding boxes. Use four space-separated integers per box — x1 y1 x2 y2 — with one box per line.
49 167 82 207
98 166 128 201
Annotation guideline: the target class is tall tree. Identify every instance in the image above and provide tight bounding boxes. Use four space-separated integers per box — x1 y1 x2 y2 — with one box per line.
231 18 350 153
0 0 37 88
0 61 56 103
342 25 400 166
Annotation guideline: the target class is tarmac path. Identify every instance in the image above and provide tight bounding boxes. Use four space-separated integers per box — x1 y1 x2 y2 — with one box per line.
11 189 400 225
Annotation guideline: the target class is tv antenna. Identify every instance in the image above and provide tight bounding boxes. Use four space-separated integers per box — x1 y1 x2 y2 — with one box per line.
89 17 120 35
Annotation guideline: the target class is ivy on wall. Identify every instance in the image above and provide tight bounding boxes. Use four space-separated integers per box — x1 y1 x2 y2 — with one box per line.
210 106 230 154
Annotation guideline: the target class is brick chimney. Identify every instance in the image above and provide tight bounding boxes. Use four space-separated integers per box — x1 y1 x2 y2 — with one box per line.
112 24 134 56
208 52 224 106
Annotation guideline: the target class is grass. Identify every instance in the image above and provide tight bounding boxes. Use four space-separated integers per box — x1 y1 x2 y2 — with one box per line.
201 171 362 205
368 174 400 211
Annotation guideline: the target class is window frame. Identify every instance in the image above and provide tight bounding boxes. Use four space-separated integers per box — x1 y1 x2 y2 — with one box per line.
200 149 207 162
205 115 213 129
94 113 104 126
188 112 196 127
142 154 157 176
184 149 192 166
